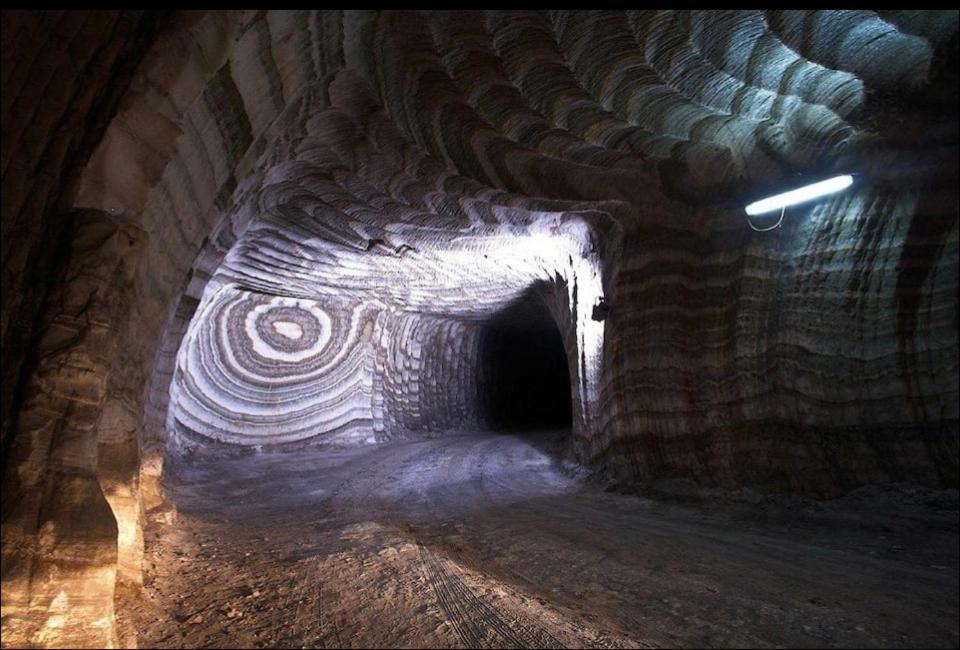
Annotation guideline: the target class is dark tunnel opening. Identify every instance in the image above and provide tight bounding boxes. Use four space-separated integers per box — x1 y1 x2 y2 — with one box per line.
478 294 573 432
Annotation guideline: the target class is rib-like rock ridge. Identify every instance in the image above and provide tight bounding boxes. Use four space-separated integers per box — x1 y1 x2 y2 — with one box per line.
1 10 957 648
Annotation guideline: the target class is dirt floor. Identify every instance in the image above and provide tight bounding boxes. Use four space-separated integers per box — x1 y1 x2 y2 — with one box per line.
117 430 959 649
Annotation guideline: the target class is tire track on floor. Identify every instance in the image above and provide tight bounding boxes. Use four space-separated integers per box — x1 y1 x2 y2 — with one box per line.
465 437 649 650
316 562 347 650
419 542 485 648
277 556 317 648
417 541 555 649
460 436 567 649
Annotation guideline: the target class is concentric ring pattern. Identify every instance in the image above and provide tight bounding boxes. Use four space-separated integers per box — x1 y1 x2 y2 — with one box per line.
172 290 379 446
138 10 958 493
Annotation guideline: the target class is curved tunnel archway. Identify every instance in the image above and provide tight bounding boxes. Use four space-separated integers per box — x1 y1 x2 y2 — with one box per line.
165 280 577 464
479 294 573 432
1 10 957 649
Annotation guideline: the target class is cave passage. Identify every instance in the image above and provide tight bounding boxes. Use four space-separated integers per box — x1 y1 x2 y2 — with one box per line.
3 9 958 650
478 296 572 432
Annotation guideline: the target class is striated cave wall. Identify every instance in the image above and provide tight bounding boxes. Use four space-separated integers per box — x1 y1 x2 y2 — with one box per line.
1 11 167 453
1 9 958 647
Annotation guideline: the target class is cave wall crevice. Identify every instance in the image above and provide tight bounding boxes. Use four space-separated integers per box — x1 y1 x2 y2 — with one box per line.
1 210 146 649
1 10 169 457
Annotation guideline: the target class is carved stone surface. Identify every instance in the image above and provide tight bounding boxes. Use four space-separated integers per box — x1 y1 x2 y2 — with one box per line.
121 10 954 495
1 211 144 648
0 11 164 452
1 10 957 648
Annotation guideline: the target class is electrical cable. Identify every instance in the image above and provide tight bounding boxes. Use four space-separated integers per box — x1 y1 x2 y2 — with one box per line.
747 205 785 232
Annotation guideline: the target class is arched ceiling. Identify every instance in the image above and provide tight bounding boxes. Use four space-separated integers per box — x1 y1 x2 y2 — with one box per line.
73 10 958 218
63 9 945 454
6 9 955 469
1 12 956 649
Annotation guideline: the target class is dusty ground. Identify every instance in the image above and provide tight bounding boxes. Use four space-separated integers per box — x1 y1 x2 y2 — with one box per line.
118 431 959 649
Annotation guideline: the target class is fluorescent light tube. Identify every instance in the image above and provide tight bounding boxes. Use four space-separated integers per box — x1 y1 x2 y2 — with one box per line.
745 175 853 216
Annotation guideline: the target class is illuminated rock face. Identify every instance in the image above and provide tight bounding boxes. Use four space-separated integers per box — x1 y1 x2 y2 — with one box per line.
141 10 956 492
1 9 958 647
172 290 377 448
1 212 145 648
166 160 605 453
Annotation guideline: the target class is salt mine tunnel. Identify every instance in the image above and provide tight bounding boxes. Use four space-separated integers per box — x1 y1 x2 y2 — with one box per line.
1 9 958 649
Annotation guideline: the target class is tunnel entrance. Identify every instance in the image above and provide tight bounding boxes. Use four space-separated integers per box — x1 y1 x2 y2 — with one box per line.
478 294 572 431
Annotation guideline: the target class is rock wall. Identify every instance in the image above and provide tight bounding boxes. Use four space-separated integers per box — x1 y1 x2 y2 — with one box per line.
1 11 165 452
169 288 380 450
1 9 958 647
595 183 958 495
1 211 145 648
162 101 604 454
150 9 952 496
374 312 489 438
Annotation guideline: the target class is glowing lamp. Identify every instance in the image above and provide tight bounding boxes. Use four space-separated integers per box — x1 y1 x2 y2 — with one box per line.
745 175 853 216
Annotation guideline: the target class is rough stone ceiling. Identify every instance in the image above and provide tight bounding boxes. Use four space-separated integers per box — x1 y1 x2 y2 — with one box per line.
0 7 949 481
59 9 943 458
0 11 957 647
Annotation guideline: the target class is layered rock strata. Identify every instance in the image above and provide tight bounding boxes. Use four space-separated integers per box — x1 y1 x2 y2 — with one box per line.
1 9 957 647
1 211 145 649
